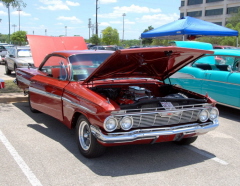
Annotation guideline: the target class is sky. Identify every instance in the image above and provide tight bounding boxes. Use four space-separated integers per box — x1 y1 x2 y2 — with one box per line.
0 0 180 40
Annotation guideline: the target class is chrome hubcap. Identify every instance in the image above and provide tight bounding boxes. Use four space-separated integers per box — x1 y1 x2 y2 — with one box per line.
79 121 91 151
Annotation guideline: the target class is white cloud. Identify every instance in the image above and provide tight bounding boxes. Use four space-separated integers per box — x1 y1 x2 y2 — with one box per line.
99 0 117 4
57 16 82 24
0 10 7 16
33 17 39 21
136 13 179 26
55 22 63 25
39 4 70 10
113 4 161 14
39 0 80 10
12 11 31 16
0 3 3 7
110 19 135 25
99 22 110 27
66 1 80 6
98 4 161 18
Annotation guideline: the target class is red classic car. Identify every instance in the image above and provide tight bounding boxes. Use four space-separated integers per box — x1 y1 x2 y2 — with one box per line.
15 46 219 158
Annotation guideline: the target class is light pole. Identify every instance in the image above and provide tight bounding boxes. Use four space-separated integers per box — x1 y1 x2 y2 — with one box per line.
17 7 22 31
45 29 47 36
33 30 34 35
12 24 17 33
122 13 126 42
7 3 10 43
65 26 67 36
88 18 91 39
96 0 98 37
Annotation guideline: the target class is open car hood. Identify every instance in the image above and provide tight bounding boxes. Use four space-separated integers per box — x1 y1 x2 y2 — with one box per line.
27 35 87 67
83 47 213 83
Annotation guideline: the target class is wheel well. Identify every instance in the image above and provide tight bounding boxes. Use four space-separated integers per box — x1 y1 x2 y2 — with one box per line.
71 112 83 129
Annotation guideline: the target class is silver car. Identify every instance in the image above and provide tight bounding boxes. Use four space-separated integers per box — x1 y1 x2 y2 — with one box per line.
5 46 34 75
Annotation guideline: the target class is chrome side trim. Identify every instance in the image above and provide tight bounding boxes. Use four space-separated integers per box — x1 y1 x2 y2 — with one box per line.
17 70 27 76
172 76 240 87
29 87 61 100
91 120 219 143
16 75 31 86
62 97 96 114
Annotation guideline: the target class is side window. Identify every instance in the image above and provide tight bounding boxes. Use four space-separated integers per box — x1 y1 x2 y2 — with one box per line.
192 56 215 70
193 55 233 71
40 56 69 80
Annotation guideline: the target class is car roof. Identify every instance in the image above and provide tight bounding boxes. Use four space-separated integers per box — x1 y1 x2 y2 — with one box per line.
211 49 240 56
15 46 31 49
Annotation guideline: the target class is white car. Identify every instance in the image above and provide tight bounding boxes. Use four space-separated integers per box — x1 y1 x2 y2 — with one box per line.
5 46 34 75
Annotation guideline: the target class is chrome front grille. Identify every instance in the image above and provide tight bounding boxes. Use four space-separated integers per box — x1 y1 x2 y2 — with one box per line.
112 104 211 128
131 110 200 128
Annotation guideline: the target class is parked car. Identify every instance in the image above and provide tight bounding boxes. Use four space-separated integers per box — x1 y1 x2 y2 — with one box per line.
213 45 237 49
89 45 105 50
102 45 117 51
15 43 219 158
1 44 15 64
5 46 34 75
0 45 8 64
169 41 240 109
87 44 96 49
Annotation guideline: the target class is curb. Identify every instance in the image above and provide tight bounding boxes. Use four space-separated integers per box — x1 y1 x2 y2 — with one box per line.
0 93 28 103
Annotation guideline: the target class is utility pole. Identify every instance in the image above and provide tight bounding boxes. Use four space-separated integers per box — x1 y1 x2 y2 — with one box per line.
7 3 10 43
12 24 17 33
122 13 126 42
88 18 91 39
65 26 67 36
91 24 95 37
96 0 98 37
17 6 22 31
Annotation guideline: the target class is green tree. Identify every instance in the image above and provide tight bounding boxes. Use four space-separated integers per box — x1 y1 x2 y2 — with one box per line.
11 30 27 45
142 26 154 46
0 0 26 43
0 34 10 43
89 34 101 45
102 27 119 45
0 0 26 7
226 7 240 27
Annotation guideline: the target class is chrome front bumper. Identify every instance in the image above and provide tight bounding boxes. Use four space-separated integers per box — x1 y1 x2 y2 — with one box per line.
91 120 219 144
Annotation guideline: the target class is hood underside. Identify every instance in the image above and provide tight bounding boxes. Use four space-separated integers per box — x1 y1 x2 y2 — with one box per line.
83 47 213 83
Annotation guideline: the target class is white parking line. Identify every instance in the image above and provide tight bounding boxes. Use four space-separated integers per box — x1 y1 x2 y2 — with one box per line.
0 130 42 186
185 145 228 165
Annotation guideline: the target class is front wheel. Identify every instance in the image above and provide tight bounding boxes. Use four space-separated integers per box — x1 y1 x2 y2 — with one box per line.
76 116 106 158
174 136 198 145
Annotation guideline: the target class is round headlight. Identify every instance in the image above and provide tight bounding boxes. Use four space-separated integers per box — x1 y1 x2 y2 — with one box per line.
198 109 209 122
209 107 219 121
120 116 133 130
104 116 118 132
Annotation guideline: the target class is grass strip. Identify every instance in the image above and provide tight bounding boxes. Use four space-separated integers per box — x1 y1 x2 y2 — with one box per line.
0 80 23 93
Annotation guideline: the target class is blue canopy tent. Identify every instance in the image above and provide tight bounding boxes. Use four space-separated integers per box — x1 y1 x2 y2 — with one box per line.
141 16 239 45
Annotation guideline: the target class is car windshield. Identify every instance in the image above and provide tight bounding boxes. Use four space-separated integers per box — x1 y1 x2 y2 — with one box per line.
17 49 32 57
69 53 112 81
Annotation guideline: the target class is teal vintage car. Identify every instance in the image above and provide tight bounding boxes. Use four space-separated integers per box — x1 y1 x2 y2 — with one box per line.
169 41 240 109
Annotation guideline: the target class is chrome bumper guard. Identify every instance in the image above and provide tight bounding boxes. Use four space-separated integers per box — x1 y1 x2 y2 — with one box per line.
91 120 219 144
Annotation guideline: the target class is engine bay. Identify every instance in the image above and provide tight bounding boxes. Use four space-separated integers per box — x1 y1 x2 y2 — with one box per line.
91 83 207 110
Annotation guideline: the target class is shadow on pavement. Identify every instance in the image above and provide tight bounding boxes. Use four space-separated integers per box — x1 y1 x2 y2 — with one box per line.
13 102 216 177
216 104 240 122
